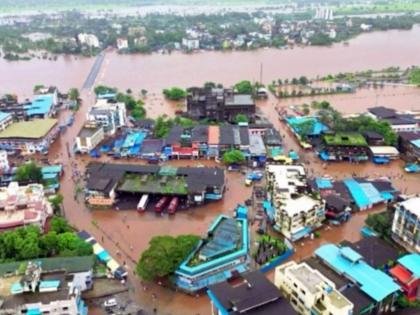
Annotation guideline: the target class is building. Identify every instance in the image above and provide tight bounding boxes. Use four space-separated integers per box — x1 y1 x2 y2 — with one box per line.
77 33 99 48
320 132 370 162
315 244 401 313
275 261 353 315
314 7 334 20
175 215 249 293
363 131 385 146
398 132 420 161
87 99 127 135
265 164 325 241
208 270 297 315
182 37 200 50
0 182 53 231
85 163 225 207
116 38 128 50
0 118 58 155
392 197 420 253
389 254 420 301
25 94 55 119
0 150 9 173
187 88 256 122
368 107 419 132
75 123 104 153
0 112 13 131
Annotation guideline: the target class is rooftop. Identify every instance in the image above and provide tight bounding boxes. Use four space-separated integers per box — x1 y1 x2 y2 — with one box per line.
25 94 53 116
368 106 397 119
315 244 400 302
0 111 12 122
225 94 255 107
398 254 420 278
323 132 368 147
398 197 420 217
77 125 103 138
0 119 57 139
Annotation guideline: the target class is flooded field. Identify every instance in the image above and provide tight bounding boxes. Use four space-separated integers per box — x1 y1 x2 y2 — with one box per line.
1 25 418 315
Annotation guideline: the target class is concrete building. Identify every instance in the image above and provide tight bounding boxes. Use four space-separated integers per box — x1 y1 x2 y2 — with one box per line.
0 118 59 155
0 182 53 231
87 99 126 135
77 33 99 48
275 261 353 315
116 38 128 50
187 88 256 123
0 112 13 131
75 123 104 153
314 7 334 20
0 150 9 173
398 132 420 161
392 197 420 253
182 37 200 50
368 107 419 132
389 254 420 301
265 164 325 241
208 270 297 315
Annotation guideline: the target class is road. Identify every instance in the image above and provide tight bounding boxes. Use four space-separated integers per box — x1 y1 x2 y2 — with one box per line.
82 51 106 90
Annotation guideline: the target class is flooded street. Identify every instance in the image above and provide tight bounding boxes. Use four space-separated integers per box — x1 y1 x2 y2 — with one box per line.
1 25 419 315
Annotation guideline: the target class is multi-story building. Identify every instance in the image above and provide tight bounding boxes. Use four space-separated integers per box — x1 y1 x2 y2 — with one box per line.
0 111 13 131
389 254 420 301
398 132 420 161
392 197 420 253
175 215 249 293
187 88 256 122
0 118 59 155
265 164 325 241
77 33 100 48
368 107 419 132
75 123 104 154
87 99 126 135
275 261 353 315
0 150 9 173
0 182 53 231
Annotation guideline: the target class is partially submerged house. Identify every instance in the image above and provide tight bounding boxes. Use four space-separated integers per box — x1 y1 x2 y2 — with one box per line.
320 132 369 162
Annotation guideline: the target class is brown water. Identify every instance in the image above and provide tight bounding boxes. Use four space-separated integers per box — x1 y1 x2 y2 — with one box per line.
5 26 420 315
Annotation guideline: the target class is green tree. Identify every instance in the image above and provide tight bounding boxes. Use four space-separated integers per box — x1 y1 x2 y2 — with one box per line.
126 88 132 94
365 211 393 238
295 120 315 140
50 216 72 234
15 161 42 182
57 232 92 256
163 87 187 100
33 84 45 93
140 89 148 98
68 88 80 101
154 116 174 138
94 85 117 96
409 67 420 85
40 231 59 256
234 80 253 94
234 113 249 124
49 194 64 214
299 76 309 85
222 149 246 165
136 235 199 281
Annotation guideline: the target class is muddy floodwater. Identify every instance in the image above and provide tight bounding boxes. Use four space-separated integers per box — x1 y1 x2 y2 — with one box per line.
1 25 420 315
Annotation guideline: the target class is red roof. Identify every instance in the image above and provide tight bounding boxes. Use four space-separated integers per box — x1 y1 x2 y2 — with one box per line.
390 265 413 284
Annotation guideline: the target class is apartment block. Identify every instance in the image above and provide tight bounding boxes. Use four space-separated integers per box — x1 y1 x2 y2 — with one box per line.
392 197 420 253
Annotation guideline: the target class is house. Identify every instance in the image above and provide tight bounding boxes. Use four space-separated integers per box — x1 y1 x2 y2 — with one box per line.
363 131 385 146
139 139 164 160
275 261 353 315
87 99 126 135
191 125 209 158
207 125 220 158
0 119 59 155
25 94 55 119
182 37 200 50
389 254 420 301
265 164 325 241
0 111 13 131
0 95 26 120
398 132 420 161
77 33 99 48
116 38 128 50
187 88 256 122
324 194 351 222
369 146 399 159
392 197 420 253
0 182 53 231
320 132 369 162
315 244 401 314
0 150 9 173
208 270 297 315
175 215 249 293
368 107 419 132
75 123 104 154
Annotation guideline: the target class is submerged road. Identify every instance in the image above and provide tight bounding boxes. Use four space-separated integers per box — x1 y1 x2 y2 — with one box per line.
82 51 105 90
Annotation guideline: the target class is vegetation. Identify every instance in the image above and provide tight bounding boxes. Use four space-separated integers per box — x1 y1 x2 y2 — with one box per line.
396 295 420 309
136 235 200 281
49 194 64 214
234 80 253 94
153 116 174 138
254 235 287 265
0 217 92 262
94 85 117 96
68 88 80 101
15 161 42 182
409 67 420 86
222 149 246 165
294 119 316 140
365 211 393 239
234 113 249 124
163 87 187 101
116 92 146 120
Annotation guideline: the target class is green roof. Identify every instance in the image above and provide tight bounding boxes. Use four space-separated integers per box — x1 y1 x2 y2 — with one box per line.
323 132 368 147
0 256 94 276
0 118 57 139
118 173 188 195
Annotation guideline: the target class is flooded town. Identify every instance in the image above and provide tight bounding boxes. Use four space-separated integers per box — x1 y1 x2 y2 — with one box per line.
0 1 420 315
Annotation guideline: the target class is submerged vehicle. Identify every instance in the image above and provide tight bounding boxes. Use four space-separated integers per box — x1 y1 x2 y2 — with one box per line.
154 196 169 213
167 197 179 215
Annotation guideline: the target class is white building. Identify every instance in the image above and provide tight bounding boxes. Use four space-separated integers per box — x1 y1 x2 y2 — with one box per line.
87 99 127 135
182 38 200 50
360 23 373 31
275 261 353 315
116 38 128 50
265 164 325 241
0 111 13 131
314 7 334 20
0 150 9 173
75 123 104 153
77 33 100 48
392 197 420 253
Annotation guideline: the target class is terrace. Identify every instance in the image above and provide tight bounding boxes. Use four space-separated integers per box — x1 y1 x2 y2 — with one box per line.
323 132 368 147
118 173 188 195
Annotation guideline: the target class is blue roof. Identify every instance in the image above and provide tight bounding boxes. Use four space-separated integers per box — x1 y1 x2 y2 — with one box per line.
39 280 60 289
27 309 41 315
410 139 420 149
25 95 53 116
316 177 333 189
398 254 420 277
315 244 400 302
97 92 117 100
0 111 11 122
10 282 23 294
286 116 329 136
41 165 62 175
344 179 385 208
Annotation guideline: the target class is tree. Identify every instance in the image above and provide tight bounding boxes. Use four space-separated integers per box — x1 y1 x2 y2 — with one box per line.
33 84 45 93
140 89 148 98
136 235 199 281
68 88 80 101
291 78 299 85
50 216 71 234
409 67 420 85
295 120 315 140
94 85 117 95
234 80 253 94
40 231 59 256
15 161 42 182
57 232 92 256
299 76 309 85
49 194 64 214
223 149 246 165
163 87 187 100
154 116 174 138
234 113 249 124
126 88 132 94
365 212 393 238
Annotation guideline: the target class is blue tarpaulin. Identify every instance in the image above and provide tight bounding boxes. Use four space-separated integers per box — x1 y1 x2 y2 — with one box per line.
316 177 333 189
